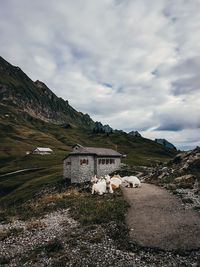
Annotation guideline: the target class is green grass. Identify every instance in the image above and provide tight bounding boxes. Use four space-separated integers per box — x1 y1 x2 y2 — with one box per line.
0 167 62 206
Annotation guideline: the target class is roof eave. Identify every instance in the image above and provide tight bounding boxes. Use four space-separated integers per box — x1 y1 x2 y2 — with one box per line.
63 153 122 160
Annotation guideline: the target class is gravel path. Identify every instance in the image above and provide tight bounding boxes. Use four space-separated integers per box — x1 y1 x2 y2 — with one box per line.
122 183 200 251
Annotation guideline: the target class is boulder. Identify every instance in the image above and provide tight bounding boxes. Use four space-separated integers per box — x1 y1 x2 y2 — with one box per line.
174 174 195 189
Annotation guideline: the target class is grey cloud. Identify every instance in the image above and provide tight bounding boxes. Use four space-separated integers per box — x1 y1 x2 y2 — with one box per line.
154 104 200 133
172 75 200 95
156 123 184 131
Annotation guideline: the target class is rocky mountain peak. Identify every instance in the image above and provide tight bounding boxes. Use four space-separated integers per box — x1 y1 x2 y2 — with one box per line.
155 139 176 150
34 80 48 89
129 131 141 137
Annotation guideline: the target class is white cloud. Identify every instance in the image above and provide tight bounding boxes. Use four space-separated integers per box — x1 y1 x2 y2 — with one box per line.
0 0 200 150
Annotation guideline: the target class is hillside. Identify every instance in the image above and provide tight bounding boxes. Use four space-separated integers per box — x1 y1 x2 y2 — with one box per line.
0 56 177 205
0 56 95 129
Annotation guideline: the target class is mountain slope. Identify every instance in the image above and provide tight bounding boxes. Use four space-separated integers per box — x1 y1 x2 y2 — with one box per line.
0 56 95 128
155 139 176 150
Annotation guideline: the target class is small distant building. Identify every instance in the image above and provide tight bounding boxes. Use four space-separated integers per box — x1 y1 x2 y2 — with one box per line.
63 144 122 183
32 147 53 155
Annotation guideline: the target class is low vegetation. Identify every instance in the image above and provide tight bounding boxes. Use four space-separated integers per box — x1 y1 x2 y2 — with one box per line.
0 183 128 224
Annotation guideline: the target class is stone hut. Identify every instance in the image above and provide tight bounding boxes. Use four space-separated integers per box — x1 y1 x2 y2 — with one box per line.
63 144 122 183
32 147 53 155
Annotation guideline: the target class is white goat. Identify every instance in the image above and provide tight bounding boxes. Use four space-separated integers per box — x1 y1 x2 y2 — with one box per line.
122 176 141 188
104 175 114 193
110 175 122 189
91 178 107 195
91 175 98 184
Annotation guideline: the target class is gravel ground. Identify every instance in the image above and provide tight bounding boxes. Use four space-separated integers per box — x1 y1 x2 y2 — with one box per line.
0 208 200 267
172 188 200 211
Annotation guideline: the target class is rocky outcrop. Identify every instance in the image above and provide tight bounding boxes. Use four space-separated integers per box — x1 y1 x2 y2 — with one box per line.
128 131 141 137
146 147 200 190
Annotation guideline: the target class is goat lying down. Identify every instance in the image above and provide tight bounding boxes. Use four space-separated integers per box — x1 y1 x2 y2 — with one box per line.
106 175 122 190
91 175 113 195
121 176 141 188
90 174 141 195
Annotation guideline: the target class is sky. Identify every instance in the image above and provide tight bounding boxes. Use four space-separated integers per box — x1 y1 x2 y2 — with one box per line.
0 0 200 150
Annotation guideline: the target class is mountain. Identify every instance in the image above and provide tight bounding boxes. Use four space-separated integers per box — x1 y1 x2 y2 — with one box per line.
0 56 95 129
93 121 113 134
155 139 176 150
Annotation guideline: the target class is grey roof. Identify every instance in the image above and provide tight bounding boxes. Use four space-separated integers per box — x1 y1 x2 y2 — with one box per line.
69 146 122 157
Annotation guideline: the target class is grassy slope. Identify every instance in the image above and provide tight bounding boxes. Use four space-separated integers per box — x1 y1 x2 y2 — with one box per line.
0 109 176 206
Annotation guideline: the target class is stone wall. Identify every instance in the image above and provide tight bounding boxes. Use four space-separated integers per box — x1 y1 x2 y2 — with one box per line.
64 155 95 183
63 155 121 183
96 157 121 177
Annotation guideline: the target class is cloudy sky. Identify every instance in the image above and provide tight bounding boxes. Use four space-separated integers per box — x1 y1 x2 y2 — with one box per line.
0 0 200 150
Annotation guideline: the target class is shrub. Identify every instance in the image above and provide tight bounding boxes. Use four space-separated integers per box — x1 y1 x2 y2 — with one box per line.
44 238 63 254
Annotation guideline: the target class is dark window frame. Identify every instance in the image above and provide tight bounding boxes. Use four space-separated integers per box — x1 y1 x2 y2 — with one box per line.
98 158 116 165
80 158 89 165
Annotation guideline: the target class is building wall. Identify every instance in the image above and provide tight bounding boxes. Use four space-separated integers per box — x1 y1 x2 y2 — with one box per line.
96 157 121 177
63 155 95 183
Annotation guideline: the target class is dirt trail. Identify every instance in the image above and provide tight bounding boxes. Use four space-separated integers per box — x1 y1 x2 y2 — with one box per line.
122 183 200 251
0 167 44 177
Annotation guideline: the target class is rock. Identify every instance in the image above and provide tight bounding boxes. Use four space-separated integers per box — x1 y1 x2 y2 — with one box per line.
128 131 142 137
193 179 199 190
182 198 194 204
174 174 195 188
165 184 177 191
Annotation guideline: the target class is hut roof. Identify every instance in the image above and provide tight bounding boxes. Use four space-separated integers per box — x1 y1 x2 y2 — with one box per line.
64 145 121 159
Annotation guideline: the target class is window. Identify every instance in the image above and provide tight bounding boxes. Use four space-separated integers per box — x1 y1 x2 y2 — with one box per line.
66 161 71 166
110 159 115 164
98 158 115 164
80 159 89 165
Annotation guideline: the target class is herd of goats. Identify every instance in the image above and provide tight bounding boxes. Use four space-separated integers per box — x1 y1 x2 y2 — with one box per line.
90 174 141 195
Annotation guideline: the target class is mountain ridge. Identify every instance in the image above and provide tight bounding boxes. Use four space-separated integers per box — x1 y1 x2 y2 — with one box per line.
0 56 96 129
